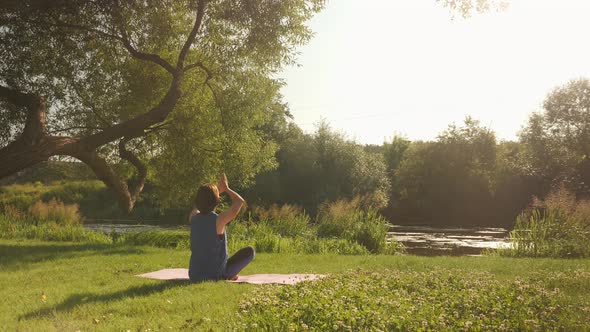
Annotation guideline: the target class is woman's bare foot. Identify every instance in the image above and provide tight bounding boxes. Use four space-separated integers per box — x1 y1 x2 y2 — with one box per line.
229 275 239 281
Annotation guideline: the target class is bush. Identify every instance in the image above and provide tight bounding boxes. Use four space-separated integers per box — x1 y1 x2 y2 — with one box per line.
0 193 37 212
499 187 590 258
251 204 311 238
41 181 105 204
500 209 590 258
317 198 391 253
352 210 388 253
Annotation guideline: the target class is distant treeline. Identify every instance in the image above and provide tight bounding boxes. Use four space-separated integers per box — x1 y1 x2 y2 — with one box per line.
246 79 590 228
244 119 535 227
4 79 590 228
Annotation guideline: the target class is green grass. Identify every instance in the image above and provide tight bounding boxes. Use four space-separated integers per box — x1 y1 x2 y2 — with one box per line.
1 240 589 331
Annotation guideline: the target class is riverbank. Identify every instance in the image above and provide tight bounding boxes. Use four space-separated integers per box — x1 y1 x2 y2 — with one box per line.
1 240 589 331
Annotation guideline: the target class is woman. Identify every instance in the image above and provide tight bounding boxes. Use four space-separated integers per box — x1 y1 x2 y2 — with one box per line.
188 173 254 282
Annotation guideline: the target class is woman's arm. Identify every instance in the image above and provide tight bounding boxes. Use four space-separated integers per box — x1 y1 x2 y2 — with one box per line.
216 173 245 234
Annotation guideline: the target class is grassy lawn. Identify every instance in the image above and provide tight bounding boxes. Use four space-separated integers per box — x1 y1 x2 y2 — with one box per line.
1 240 589 331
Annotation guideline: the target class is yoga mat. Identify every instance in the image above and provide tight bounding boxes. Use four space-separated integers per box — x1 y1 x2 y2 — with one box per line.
136 268 323 285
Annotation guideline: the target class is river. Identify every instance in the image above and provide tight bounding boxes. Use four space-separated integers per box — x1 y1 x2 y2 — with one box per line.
388 225 509 256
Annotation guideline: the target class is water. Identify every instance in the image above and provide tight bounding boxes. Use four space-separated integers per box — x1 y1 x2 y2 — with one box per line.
388 225 510 256
84 223 186 234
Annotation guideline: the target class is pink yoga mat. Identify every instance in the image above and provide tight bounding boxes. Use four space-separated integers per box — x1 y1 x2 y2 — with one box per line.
136 268 324 285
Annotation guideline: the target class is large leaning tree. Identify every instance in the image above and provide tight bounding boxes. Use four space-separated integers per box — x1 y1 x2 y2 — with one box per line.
0 0 325 211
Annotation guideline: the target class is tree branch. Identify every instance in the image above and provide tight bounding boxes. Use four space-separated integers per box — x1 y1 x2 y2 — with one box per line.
77 75 182 150
48 126 105 134
177 0 208 70
144 122 170 134
206 82 222 110
0 84 39 110
112 0 177 75
19 17 124 43
184 61 213 83
20 12 176 75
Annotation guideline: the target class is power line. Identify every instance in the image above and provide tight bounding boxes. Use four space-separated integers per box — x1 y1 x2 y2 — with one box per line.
297 112 398 125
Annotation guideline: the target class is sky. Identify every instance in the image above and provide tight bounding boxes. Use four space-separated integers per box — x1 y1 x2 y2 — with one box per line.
278 0 590 144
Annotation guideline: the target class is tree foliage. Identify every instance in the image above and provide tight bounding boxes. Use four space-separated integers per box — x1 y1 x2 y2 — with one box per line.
392 118 498 225
247 121 390 214
0 0 325 211
520 79 590 196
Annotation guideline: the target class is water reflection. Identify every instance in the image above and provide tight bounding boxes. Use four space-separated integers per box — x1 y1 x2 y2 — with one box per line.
388 225 510 256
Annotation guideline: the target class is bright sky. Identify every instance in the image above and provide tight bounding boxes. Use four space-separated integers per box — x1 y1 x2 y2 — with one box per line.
279 0 590 144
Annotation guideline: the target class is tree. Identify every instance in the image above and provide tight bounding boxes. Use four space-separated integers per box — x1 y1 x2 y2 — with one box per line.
492 141 537 226
519 78 590 196
394 118 497 226
0 0 325 212
382 136 411 177
246 121 391 214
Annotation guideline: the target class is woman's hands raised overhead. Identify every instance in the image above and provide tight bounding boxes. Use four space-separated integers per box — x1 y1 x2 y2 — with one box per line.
218 173 229 194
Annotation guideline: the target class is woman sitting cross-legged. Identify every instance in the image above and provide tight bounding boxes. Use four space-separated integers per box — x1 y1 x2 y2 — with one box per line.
188 173 254 282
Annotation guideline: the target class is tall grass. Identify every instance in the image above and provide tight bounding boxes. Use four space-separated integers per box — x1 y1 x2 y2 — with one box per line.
0 201 110 244
0 187 402 254
27 199 82 225
243 198 401 254
225 219 370 254
317 198 394 253
251 204 311 238
0 206 377 255
499 187 590 258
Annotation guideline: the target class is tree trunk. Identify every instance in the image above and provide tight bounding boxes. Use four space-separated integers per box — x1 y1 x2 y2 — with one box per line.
0 85 154 213
0 136 77 179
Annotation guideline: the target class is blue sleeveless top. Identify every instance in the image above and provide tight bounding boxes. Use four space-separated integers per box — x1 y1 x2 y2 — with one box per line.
188 212 228 282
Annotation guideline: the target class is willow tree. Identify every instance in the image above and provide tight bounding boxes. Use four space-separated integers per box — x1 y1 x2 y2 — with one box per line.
0 0 324 211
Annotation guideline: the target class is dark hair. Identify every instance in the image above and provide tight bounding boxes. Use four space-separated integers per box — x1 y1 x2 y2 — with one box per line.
193 184 220 214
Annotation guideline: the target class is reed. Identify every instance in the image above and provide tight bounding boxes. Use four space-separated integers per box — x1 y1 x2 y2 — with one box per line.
499 187 590 258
